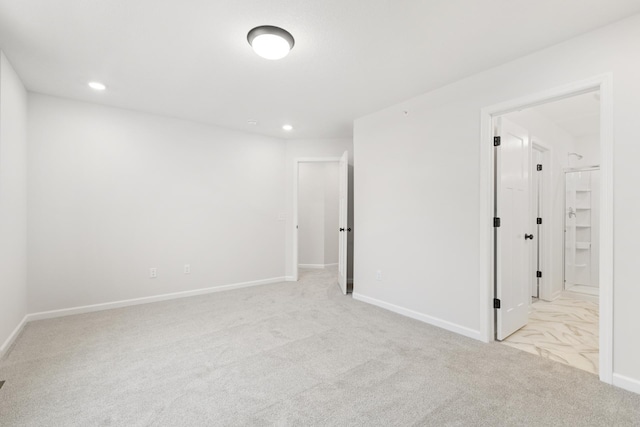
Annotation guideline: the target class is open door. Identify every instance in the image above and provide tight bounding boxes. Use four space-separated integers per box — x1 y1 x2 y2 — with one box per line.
495 118 532 340
338 151 349 294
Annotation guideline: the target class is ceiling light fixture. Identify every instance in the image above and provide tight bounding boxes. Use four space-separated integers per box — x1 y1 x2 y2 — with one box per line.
247 25 295 60
88 81 106 91
282 124 293 131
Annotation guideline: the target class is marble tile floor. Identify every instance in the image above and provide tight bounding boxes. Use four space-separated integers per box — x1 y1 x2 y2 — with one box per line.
502 296 599 375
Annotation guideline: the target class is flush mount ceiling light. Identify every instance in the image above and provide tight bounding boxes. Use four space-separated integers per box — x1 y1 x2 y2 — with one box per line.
88 81 106 91
282 124 293 131
247 25 295 60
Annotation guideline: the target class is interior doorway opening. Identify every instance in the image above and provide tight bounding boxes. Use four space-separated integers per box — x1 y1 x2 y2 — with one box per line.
292 152 350 294
496 91 601 375
480 75 613 384
297 162 340 269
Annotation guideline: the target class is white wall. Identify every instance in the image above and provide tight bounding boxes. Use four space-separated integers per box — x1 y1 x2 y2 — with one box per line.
27 94 287 313
323 163 339 265
354 14 640 387
0 52 28 355
571 133 600 168
285 138 353 279
298 163 326 265
504 109 575 300
298 162 339 266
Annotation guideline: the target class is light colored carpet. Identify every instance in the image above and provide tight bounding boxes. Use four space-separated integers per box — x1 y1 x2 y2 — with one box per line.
1 269 639 426
502 297 599 375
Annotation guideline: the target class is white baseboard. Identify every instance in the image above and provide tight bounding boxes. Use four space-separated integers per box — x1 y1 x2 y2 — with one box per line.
285 276 296 282
26 276 286 322
613 373 640 395
0 315 28 360
352 293 482 341
298 263 338 269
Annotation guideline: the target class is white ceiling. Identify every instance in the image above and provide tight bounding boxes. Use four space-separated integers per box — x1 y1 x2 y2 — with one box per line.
532 91 600 138
1 0 638 139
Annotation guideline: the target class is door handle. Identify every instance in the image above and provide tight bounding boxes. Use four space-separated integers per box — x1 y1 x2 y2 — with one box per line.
525 234 534 240
339 228 345 232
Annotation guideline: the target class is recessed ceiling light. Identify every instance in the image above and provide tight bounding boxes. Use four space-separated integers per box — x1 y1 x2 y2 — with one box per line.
88 81 106 91
247 120 258 125
247 26 295 60
282 124 293 131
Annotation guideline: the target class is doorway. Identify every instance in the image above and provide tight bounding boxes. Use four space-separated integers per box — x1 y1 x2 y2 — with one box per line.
479 75 613 383
292 152 350 294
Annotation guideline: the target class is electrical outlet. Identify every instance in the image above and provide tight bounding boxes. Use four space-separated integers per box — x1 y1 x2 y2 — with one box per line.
149 268 157 278
376 270 382 281
184 264 191 274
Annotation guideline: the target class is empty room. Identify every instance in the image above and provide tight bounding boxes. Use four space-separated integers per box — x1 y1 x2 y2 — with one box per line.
1 1 640 425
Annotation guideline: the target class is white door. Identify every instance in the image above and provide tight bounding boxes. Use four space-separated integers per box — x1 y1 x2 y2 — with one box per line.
338 151 349 294
496 118 532 340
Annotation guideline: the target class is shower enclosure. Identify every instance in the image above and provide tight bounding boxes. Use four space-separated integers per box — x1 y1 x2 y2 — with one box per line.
564 168 600 296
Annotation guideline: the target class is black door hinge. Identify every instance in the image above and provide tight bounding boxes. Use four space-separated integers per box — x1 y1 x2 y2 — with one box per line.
536 271 542 278
494 136 501 146
493 298 501 309
493 217 501 227
537 218 542 225
537 164 542 171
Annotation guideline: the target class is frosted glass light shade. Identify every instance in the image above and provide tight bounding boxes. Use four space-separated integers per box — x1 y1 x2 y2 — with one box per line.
247 26 295 60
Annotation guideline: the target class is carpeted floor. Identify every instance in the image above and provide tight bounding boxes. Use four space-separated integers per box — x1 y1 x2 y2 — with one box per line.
1 268 639 426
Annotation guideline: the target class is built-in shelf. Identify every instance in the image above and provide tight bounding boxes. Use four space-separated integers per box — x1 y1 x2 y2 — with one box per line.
575 224 591 228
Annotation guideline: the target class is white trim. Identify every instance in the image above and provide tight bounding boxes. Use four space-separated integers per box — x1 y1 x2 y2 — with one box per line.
298 264 326 269
612 374 640 395
0 315 28 360
26 276 286 322
285 276 296 282
353 293 482 341
292 157 341 282
531 140 554 301
298 263 338 269
479 74 614 384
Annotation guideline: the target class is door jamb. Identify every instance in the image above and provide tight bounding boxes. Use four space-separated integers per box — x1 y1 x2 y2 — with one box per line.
292 157 341 282
479 74 613 384
531 139 553 301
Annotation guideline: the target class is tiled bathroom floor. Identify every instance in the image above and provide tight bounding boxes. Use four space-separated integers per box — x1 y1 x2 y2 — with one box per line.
502 296 599 374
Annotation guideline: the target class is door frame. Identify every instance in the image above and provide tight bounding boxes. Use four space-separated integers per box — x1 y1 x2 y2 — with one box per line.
531 139 553 301
479 74 613 384
292 157 341 282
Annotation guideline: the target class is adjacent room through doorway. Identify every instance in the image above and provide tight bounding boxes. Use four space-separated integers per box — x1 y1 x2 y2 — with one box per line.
293 152 350 294
297 162 340 270
492 90 602 375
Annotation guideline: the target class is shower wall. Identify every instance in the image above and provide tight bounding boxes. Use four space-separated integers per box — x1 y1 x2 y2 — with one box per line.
565 170 600 292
